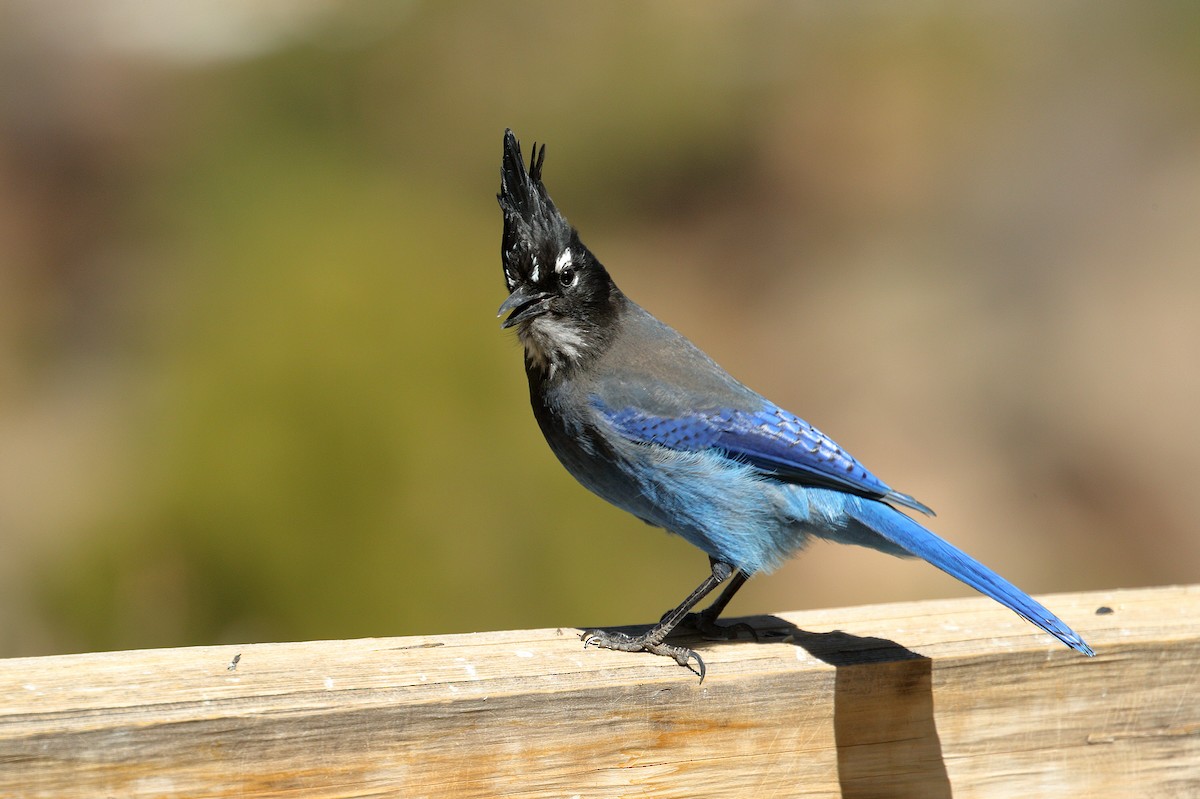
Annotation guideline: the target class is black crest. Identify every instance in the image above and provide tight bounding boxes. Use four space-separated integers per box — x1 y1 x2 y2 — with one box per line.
498 129 573 290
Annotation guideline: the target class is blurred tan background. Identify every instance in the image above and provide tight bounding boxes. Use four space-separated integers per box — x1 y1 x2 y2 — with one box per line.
1 2 1196 657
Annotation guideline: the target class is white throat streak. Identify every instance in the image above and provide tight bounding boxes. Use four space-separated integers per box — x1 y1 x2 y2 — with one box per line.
519 315 589 377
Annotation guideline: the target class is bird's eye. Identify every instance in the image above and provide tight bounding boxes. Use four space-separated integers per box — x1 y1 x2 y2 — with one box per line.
558 266 577 288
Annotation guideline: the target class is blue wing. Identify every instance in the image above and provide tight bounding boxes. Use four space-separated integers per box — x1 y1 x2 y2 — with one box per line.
596 400 934 516
594 398 1094 656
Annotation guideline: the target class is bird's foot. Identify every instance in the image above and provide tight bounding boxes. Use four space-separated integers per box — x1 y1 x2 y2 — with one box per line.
682 612 760 643
580 628 706 682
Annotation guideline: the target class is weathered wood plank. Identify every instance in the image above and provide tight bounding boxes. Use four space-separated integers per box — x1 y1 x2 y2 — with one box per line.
1 585 1197 798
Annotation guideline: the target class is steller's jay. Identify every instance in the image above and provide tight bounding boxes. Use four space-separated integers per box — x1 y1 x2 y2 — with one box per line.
496 129 1093 679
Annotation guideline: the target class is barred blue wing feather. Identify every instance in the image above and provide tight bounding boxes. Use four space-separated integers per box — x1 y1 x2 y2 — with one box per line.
596 401 934 516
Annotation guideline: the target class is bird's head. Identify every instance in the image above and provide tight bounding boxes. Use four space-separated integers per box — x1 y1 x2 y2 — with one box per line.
497 129 619 375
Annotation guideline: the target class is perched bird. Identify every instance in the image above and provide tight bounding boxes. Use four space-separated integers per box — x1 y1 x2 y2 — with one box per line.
496 129 1093 679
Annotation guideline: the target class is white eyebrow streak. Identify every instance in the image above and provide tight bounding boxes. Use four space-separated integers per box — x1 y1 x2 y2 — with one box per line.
555 248 573 273
530 255 540 283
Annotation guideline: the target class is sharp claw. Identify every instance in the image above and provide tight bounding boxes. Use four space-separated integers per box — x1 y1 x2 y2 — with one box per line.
733 622 760 643
688 650 707 684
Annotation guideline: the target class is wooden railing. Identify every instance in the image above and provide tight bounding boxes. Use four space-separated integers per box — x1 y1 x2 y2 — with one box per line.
2 585 1197 798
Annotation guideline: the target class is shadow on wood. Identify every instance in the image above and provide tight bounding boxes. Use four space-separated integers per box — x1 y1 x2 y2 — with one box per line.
784 627 952 799
668 613 952 797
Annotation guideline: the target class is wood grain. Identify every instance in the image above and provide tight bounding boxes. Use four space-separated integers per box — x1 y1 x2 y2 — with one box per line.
2 585 1197 798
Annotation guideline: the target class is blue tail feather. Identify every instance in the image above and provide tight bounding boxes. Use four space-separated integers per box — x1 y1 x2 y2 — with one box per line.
843 498 1095 656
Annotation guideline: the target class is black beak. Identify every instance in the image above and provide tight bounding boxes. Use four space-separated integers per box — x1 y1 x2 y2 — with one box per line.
498 285 554 329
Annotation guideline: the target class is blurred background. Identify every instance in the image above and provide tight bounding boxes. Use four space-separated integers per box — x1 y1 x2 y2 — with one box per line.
1 2 1197 657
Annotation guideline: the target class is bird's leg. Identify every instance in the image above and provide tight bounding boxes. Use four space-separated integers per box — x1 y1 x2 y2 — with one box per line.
581 558 735 682
694 568 746 623
687 569 759 642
